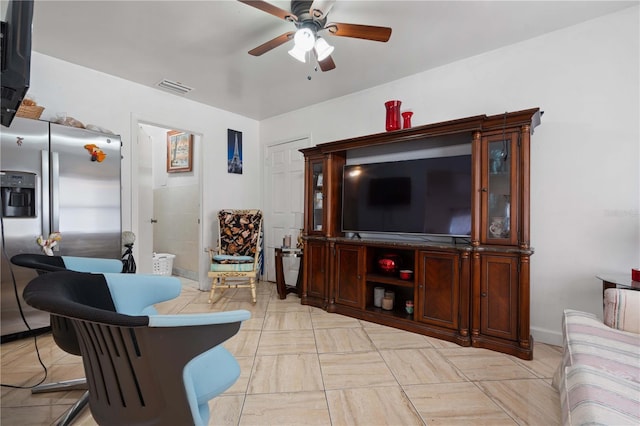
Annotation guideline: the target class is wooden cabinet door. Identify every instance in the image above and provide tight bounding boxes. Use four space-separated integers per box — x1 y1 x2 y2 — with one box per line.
416 251 460 330
480 254 519 340
305 240 327 301
334 244 364 308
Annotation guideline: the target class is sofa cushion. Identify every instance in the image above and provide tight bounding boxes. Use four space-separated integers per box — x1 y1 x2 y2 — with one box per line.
559 364 640 426
604 288 640 334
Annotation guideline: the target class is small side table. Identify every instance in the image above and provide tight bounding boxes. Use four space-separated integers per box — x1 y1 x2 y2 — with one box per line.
275 248 303 300
596 273 640 307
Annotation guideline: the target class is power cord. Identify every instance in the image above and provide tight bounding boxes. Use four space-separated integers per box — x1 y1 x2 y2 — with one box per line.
0 213 48 389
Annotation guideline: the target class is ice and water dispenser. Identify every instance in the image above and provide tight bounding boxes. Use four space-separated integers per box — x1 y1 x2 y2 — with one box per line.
0 171 36 217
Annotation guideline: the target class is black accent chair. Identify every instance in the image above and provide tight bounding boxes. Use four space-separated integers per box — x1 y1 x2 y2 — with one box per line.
23 270 250 426
11 254 125 425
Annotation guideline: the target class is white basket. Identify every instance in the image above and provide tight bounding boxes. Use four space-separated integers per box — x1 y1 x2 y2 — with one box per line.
152 253 175 276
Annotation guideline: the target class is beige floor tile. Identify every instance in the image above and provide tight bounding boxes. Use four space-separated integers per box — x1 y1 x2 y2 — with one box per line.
365 326 434 350
440 348 537 381
0 405 83 426
266 297 309 313
380 348 467 385
513 342 563 379
477 378 562 425
404 382 517 425
314 328 376 353
256 330 317 355
209 394 244 425
262 311 313 330
326 386 423 426
240 391 331 425
224 330 261 357
310 310 362 329
319 351 397 390
247 354 323 394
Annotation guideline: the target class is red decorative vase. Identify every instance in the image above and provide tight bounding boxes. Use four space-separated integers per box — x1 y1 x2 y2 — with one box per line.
402 111 413 129
385 100 402 131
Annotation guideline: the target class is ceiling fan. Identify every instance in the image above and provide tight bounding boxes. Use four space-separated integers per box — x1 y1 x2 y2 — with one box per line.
238 0 392 71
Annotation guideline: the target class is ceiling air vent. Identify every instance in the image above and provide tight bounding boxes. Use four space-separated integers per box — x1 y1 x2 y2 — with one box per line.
156 79 193 95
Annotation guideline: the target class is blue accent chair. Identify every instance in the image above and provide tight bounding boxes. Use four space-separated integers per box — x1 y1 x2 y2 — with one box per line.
10 254 128 425
23 271 250 426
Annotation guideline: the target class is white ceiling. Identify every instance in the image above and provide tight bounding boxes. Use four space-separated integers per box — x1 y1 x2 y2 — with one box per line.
31 0 636 120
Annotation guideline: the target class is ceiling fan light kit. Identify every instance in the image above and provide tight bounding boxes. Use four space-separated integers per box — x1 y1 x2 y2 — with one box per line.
239 0 392 72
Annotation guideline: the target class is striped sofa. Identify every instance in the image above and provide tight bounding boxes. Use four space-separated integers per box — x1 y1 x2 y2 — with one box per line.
553 289 640 425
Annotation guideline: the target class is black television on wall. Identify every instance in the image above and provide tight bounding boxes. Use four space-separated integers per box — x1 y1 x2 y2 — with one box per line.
342 155 472 237
1 0 34 128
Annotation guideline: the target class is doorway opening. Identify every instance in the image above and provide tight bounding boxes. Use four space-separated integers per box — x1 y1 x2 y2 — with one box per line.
133 120 203 284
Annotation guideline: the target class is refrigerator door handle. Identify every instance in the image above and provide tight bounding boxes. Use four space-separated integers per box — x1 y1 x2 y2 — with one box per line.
51 151 59 234
41 150 51 237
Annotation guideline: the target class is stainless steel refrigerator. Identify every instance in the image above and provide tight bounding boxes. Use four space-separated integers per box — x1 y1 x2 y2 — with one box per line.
1 117 122 341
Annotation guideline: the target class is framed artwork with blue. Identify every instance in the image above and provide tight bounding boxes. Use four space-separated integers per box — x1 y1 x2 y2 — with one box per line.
227 129 243 174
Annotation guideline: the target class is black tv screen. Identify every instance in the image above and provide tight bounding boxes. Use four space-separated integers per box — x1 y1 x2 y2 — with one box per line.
342 155 472 236
1 0 34 128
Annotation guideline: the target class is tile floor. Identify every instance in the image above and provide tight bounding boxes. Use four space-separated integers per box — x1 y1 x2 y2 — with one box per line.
1 278 563 425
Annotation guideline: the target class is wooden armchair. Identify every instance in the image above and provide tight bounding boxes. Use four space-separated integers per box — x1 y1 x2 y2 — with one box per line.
208 209 263 304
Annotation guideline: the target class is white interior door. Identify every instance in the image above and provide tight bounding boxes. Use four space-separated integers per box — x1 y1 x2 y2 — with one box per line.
264 137 308 282
136 125 154 273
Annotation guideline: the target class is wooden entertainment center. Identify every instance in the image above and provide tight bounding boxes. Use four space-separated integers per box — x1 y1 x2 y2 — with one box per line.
300 108 541 360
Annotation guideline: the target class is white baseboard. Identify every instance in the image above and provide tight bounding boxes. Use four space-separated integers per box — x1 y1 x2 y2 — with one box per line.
531 326 563 346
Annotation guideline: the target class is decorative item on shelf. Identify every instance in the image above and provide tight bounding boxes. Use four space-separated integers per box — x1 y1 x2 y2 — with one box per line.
384 290 395 307
282 235 291 248
490 148 506 174
401 111 413 129
378 253 402 274
405 300 414 314
384 100 401 131
399 269 413 280
381 294 394 311
373 287 385 307
489 217 508 238
632 268 640 282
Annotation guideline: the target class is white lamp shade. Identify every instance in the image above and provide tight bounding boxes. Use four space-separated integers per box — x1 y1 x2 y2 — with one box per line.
294 28 315 52
314 37 334 61
288 45 307 63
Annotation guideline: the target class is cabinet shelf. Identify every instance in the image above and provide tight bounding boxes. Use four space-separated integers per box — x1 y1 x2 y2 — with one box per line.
365 305 413 321
366 273 414 288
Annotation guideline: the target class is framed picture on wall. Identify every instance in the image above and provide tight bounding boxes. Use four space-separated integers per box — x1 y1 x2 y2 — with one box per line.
227 129 243 174
167 130 193 173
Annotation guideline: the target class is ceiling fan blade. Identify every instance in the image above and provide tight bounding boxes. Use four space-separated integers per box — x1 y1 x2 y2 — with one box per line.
248 31 295 56
326 22 392 42
237 0 297 22
314 51 336 72
309 0 335 19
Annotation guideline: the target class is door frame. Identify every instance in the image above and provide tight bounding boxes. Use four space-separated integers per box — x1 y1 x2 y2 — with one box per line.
130 114 205 285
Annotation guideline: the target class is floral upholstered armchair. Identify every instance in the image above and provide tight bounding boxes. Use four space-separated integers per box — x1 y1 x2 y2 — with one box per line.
208 209 263 304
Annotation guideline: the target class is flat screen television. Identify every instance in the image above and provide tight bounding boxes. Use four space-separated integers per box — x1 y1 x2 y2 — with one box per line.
1 0 34 128
342 155 472 237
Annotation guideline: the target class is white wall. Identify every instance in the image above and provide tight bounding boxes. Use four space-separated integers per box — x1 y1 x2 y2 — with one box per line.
27 53 260 285
260 7 640 345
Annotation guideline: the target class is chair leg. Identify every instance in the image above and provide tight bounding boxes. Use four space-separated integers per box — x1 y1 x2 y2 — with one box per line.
208 277 218 304
250 277 257 304
32 377 87 394
55 390 89 426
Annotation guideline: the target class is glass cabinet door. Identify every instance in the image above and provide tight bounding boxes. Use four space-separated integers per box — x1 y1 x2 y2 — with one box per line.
484 134 517 244
312 161 324 233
